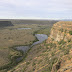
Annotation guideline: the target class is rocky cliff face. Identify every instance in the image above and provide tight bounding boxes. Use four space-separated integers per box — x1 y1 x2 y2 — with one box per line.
50 21 72 42
47 21 72 72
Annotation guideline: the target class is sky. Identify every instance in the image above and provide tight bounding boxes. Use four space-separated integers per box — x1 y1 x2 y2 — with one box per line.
0 0 72 19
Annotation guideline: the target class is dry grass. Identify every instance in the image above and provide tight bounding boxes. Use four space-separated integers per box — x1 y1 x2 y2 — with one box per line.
0 24 37 68
0 25 36 48
0 48 10 67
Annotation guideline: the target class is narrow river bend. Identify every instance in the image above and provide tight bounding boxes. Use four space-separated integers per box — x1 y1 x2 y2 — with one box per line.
15 34 48 62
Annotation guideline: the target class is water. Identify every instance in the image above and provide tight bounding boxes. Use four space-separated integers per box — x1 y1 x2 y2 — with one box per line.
15 34 48 62
15 46 30 53
31 34 48 46
17 28 31 30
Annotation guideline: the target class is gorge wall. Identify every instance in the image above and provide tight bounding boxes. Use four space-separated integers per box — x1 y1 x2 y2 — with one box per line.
47 21 72 72
50 21 72 42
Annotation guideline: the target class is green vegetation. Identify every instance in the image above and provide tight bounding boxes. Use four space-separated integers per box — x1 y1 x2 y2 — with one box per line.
38 59 42 64
36 27 51 36
51 52 55 56
26 61 30 65
58 40 66 45
32 62 36 66
69 31 72 35
68 39 71 42
59 28 63 32
64 49 69 55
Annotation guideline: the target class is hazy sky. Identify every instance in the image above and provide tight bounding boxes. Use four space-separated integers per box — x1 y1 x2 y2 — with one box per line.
0 0 72 19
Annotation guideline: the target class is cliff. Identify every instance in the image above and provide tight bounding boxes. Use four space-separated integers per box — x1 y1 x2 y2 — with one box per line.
47 21 72 72
50 21 72 42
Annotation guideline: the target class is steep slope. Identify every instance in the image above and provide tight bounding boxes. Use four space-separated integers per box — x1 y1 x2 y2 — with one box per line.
8 21 72 72
50 21 72 41
47 21 72 72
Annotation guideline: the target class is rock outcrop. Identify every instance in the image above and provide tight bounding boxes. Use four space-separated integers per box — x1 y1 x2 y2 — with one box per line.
47 21 72 72
50 21 72 42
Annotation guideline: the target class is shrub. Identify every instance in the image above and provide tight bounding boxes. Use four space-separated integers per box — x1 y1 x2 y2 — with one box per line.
58 40 66 45
26 61 30 65
60 28 63 32
59 46 62 50
69 31 72 35
38 59 42 64
67 45 71 49
49 43 56 48
32 62 36 66
51 52 55 56
51 38 54 41
45 57 49 61
65 29 67 33
46 57 58 72
64 49 69 55
68 39 71 42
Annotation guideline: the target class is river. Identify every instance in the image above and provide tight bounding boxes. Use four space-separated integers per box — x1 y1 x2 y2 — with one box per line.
15 34 48 62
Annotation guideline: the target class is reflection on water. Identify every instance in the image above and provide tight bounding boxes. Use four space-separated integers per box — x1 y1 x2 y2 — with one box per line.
31 34 48 46
16 46 30 53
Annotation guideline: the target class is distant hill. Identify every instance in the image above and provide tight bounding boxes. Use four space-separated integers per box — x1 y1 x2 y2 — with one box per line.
11 20 58 25
0 21 13 27
0 19 58 28
61 19 72 21
0 19 58 25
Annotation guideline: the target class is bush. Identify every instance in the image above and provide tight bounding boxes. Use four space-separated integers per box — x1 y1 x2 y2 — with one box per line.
69 31 72 35
49 43 56 48
68 39 71 42
51 52 55 56
60 28 63 32
38 59 42 64
32 62 36 66
59 46 62 50
26 61 30 65
58 40 66 45
64 49 69 55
